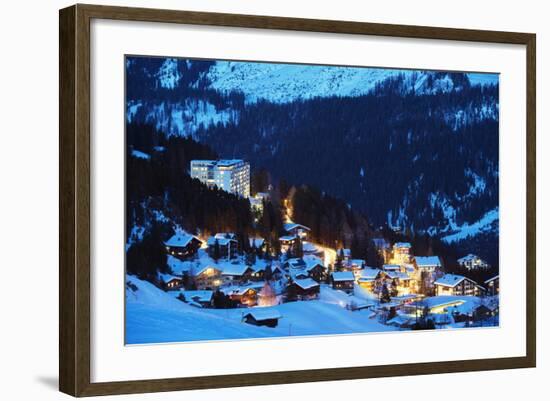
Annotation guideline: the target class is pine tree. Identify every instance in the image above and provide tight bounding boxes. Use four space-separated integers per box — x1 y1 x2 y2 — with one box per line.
293 236 304 258
334 249 344 271
213 239 221 262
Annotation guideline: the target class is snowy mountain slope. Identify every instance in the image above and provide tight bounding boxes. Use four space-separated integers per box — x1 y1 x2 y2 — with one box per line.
207 62 399 103
126 276 396 344
441 208 499 243
130 99 237 138
126 57 498 136
207 62 497 104
126 56 500 263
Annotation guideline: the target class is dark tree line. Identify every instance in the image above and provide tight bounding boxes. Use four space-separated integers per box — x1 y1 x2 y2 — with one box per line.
126 123 255 250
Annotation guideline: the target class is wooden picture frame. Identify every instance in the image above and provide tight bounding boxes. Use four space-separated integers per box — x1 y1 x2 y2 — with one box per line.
59 3 536 397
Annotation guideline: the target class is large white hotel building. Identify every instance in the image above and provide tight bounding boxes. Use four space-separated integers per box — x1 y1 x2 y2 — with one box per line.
190 159 250 198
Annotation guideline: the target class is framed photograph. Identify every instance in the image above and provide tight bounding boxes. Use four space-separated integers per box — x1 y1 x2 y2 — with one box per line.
59 4 536 397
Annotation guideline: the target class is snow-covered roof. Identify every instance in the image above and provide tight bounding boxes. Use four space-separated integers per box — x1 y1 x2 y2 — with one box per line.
207 235 237 246
415 256 442 267
434 274 473 288
385 271 410 280
304 256 324 271
244 308 282 321
331 271 355 282
249 237 265 248
358 268 381 281
383 264 401 271
159 273 181 282
302 241 318 253
180 290 213 302
252 264 266 273
270 264 285 273
284 222 310 232
293 278 320 290
193 265 221 277
287 257 305 266
166 255 193 274
457 254 481 263
485 275 499 284
217 159 245 167
289 268 309 280
220 285 257 296
221 263 253 276
279 235 297 242
350 259 365 267
422 295 480 311
393 242 411 249
164 232 201 248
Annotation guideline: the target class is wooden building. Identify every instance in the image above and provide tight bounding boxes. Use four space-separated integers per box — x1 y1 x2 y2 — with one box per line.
279 235 298 252
434 274 481 296
221 286 258 306
304 258 327 283
457 254 489 270
414 256 442 273
193 265 222 290
160 274 184 291
243 308 282 328
207 233 238 260
287 278 320 300
164 232 202 259
331 271 355 293
220 264 254 285
179 290 214 308
283 222 311 239
357 268 382 292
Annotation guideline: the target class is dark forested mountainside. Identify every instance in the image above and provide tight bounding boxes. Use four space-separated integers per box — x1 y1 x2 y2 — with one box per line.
126 57 499 265
126 123 384 272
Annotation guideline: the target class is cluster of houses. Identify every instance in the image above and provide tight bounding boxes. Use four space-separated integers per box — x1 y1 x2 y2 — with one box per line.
158 223 499 328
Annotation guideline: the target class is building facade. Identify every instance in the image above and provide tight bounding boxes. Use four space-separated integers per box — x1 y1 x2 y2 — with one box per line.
457 254 489 270
434 274 480 296
485 275 500 296
190 159 250 198
392 242 412 265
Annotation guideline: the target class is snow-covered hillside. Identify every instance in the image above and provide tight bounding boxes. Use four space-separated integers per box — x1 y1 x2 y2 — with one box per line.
126 275 396 344
206 62 498 104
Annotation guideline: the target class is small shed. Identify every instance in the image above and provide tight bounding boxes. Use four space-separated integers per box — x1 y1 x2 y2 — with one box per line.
243 308 282 328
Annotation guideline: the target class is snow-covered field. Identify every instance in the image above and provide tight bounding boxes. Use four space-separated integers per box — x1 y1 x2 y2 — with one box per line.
126 276 397 345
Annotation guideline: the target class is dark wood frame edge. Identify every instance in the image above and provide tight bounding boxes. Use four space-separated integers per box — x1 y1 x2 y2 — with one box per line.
59 3 536 397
